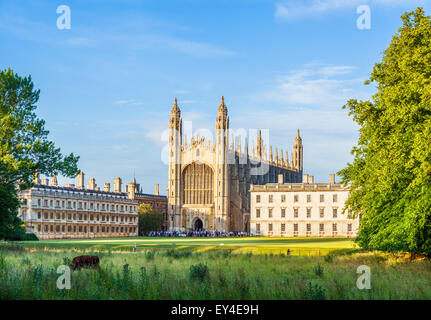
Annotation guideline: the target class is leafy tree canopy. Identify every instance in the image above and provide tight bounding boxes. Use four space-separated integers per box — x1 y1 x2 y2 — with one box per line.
0 69 80 239
339 8 431 254
138 203 164 235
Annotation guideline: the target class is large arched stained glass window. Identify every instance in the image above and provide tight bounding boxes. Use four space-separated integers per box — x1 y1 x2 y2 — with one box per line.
182 162 214 205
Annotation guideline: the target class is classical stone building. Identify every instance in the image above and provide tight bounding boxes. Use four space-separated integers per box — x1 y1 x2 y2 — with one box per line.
249 174 360 237
168 97 304 232
18 172 139 239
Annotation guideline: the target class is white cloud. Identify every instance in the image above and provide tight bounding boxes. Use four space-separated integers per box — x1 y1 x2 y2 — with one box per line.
256 63 370 108
274 0 428 21
114 99 145 106
274 3 290 21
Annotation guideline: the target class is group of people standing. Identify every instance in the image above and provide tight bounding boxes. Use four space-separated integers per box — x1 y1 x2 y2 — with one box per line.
147 231 250 237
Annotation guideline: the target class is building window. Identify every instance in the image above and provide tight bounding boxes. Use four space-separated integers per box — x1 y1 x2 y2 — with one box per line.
294 208 299 218
348 224 352 232
268 208 273 218
333 223 337 232
281 224 285 232
307 208 311 218
268 223 273 232
268 195 273 203
306 223 311 232
320 224 324 232
320 194 324 202
281 208 286 218
333 194 338 203
294 194 298 202
320 208 325 218
256 224 260 232
256 208 261 218
294 223 298 232
333 208 338 218
281 194 286 202
307 194 311 203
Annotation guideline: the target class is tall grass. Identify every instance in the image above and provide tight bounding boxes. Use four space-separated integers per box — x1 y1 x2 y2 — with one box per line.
0 245 430 300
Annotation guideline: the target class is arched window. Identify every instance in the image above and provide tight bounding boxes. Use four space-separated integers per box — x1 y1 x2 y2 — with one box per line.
182 162 214 205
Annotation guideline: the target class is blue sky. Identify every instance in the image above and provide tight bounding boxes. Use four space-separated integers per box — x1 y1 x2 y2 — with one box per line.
1 0 430 194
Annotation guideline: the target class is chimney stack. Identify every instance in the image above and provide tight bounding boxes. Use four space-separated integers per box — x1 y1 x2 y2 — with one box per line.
114 177 122 193
104 183 110 192
51 173 58 187
33 171 40 184
308 175 314 184
155 184 159 195
128 181 136 200
303 174 309 184
87 178 96 190
77 171 85 189
329 173 335 184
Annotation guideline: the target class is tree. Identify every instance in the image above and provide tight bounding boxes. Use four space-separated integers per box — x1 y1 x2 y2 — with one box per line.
138 203 164 235
0 69 80 239
339 8 431 254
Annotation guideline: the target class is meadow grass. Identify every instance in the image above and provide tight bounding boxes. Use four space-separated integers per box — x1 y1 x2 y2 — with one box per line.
11 237 358 256
0 238 430 300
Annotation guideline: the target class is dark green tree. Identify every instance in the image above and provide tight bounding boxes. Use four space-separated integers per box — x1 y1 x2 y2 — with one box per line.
0 69 80 239
339 8 431 254
138 203 164 235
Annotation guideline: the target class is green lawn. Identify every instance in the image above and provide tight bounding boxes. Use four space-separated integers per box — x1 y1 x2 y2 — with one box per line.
1 238 430 299
14 237 359 256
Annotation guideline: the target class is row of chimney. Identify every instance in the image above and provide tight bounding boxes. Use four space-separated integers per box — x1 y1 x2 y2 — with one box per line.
277 173 336 184
36 171 160 196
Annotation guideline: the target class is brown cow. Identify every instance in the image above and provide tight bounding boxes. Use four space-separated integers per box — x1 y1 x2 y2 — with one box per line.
70 255 100 270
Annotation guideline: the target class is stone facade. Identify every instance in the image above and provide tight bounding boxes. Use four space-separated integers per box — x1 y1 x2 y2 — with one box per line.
18 173 139 240
168 97 304 232
249 174 359 237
